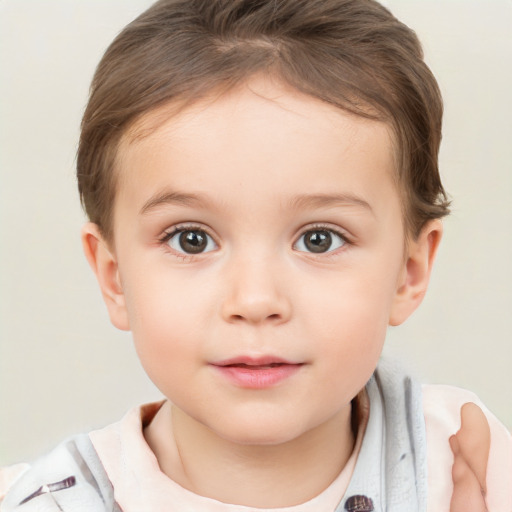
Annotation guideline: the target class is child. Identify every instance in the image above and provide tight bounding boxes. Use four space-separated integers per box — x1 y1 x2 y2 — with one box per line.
1 0 511 511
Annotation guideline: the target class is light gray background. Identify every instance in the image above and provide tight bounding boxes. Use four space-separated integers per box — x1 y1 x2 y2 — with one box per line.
1 0 511 466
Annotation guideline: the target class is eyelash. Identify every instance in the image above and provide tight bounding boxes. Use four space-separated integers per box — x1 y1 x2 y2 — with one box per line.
294 224 352 256
158 224 217 259
157 223 352 258
159 224 209 243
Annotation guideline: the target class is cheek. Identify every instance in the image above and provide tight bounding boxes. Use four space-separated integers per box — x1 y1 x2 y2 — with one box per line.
123 256 208 328
301 262 400 374
120 265 207 382
304 262 398 334
305 298 388 405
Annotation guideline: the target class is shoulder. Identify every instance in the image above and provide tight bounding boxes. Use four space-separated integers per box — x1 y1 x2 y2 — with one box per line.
0 402 161 512
422 384 512 512
0 465 30 505
0 435 119 512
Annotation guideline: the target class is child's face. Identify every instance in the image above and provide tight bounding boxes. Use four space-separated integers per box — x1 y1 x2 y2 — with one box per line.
91 77 428 446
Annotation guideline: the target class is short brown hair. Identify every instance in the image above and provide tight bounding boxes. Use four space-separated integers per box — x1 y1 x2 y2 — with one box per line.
77 0 450 242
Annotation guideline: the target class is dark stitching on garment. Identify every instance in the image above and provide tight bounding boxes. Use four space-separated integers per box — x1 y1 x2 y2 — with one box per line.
18 476 76 505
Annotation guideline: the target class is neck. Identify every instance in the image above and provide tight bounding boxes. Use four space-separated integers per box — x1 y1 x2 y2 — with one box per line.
144 401 355 508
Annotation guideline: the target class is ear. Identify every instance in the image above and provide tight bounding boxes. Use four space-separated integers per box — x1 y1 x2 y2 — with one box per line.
389 219 443 326
81 222 130 331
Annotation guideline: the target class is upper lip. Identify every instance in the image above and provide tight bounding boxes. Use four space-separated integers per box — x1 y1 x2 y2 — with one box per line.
211 355 300 367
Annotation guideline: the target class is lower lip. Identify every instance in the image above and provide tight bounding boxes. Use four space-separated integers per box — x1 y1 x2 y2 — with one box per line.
212 364 302 389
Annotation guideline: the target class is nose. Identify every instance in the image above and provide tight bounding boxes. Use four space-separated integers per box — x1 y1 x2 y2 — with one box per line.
220 254 292 325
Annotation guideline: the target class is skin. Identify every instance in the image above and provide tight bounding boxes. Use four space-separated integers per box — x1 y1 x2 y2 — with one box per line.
82 76 444 507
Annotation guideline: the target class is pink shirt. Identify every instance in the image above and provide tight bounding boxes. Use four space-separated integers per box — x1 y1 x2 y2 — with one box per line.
2 385 511 511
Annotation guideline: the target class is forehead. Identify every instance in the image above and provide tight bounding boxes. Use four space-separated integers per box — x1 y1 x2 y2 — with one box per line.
115 77 400 220
125 78 393 152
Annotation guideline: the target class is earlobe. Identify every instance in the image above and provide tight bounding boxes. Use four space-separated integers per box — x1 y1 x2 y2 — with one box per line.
389 219 443 326
81 223 130 331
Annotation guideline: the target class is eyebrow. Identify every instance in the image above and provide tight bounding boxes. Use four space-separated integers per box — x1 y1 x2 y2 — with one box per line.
140 190 374 216
140 190 212 215
288 193 374 215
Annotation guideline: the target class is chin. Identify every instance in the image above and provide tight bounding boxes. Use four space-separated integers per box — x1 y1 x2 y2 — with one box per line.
212 413 311 447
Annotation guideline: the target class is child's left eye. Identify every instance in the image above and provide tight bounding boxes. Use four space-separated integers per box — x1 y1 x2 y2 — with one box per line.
294 229 347 254
165 228 217 254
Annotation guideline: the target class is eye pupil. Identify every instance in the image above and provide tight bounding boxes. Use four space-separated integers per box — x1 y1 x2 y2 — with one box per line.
304 230 332 253
179 230 207 253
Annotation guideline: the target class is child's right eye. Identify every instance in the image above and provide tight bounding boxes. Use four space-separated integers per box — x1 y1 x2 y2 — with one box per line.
163 228 217 255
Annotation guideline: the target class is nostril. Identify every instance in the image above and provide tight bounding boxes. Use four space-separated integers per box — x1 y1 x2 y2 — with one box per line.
228 314 245 322
227 312 283 324
221 291 292 325
230 313 280 321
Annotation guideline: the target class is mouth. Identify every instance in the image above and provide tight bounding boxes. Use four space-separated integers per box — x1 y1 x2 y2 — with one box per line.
224 362 289 370
211 356 303 389
212 355 301 368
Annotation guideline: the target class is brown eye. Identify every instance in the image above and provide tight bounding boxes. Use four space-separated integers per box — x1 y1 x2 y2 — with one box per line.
179 230 207 253
304 230 332 253
167 229 217 254
295 229 346 254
